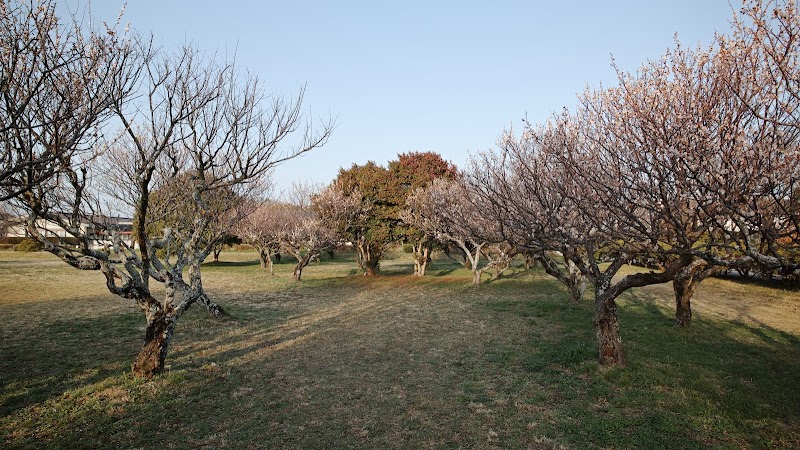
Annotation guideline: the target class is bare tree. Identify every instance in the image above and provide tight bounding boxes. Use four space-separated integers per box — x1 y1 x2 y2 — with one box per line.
279 205 337 281
10 11 333 377
468 119 593 304
701 0 800 276
403 178 506 285
478 13 800 364
233 201 284 273
236 198 336 281
0 1 137 202
473 108 698 367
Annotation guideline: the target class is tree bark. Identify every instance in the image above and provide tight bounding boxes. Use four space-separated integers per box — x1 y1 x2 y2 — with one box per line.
472 268 483 285
132 310 175 378
566 259 586 302
213 245 222 262
673 270 695 328
593 282 627 367
536 253 586 304
672 259 721 327
586 256 690 367
363 261 379 276
412 241 430 276
357 240 382 276
292 252 316 281
258 248 275 274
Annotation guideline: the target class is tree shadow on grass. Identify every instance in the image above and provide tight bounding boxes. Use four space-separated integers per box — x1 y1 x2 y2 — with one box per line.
712 271 800 291
0 313 141 418
4 274 799 449
203 259 261 268
479 291 800 449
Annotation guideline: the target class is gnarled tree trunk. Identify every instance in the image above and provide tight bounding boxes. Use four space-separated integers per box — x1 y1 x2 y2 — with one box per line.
673 259 722 327
292 251 318 281
536 253 586 304
132 309 175 378
593 281 627 367
566 259 586 302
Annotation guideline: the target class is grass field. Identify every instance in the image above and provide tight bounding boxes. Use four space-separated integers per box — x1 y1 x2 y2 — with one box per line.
1 249 799 449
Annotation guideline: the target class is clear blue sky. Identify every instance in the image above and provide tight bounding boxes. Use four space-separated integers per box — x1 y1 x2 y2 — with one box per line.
65 0 735 194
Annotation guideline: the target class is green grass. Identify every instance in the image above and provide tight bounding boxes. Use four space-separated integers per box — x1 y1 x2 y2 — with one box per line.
1 250 799 449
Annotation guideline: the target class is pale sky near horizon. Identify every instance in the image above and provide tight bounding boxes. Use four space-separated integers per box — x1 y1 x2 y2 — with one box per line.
64 1 736 196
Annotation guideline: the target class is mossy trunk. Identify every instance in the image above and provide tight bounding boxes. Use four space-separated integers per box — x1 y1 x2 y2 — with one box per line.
672 260 721 327
132 311 175 378
673 272 697 327
593 282 626 367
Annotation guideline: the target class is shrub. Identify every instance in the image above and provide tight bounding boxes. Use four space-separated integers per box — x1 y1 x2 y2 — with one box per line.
402 243 413 253
14 238 42 252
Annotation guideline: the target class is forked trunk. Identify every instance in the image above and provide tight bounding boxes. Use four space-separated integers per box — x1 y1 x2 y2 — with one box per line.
259 249 274 274
413 243 430 276
593 283 627 367
536 252 586 303
357 241 382 276
566 259 586 303
292 252 315 281
464 257 472 270
132 310 175 378
672 260 720 327
472 269 482 286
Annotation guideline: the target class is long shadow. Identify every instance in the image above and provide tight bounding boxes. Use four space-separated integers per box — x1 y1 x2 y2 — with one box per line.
479 289 800 448
0 312 141 417
712 271 800 291
4 270 800 449
203 259 261 268
483 267 531 284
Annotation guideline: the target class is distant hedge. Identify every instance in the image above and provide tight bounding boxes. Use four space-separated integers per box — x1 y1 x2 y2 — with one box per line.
14 238 42 252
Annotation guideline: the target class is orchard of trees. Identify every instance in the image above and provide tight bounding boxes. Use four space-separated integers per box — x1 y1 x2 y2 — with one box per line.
1 0 798 375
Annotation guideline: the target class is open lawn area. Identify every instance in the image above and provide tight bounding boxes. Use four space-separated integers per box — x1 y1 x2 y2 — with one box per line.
1 250 799 449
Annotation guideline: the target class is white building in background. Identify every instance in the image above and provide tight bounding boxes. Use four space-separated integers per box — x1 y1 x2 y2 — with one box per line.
5 215 135 249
